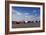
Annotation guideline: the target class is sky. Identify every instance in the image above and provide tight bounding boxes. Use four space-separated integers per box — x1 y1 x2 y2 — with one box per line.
12 6 40 22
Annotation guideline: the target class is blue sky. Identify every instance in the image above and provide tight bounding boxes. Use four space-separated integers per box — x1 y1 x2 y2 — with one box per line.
12 6 40 21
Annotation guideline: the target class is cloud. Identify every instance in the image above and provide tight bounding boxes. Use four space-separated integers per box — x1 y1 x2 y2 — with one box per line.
12 9 24 21
12 9 22 15
24 15 40 21
12 9 40 22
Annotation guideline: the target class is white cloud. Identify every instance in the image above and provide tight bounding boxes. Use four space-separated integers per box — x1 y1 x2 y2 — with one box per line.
16 12 22 15
12 9 22 15
12 9 24 21
12 9 40 22
24 15 40 21
24 13 29 15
